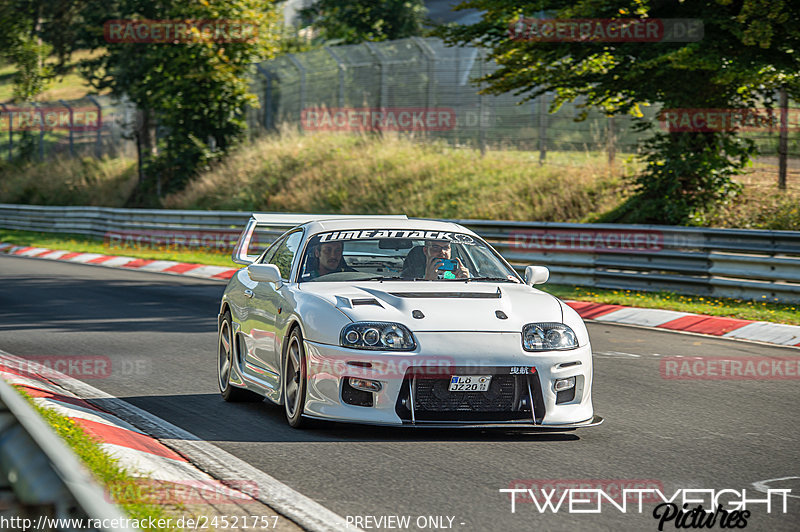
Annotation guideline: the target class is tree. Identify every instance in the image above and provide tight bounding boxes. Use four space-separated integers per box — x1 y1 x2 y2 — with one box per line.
77 0 281 203
0 0 82 101
300 0 426 44
439 1 800 225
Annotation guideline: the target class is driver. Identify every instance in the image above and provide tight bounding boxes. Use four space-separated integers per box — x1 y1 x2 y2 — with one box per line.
403 239 469 280
304 241 356 279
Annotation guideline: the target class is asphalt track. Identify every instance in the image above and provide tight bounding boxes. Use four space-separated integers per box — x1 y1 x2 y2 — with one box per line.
1 254 798 532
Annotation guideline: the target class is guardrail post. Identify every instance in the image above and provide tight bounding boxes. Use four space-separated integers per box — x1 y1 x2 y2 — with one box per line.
255 64 275 131
325 46 347 108
87 95 103 158
411 37 436 117
778 87 788 190
0 103 11 161
59 99 75 157
607 115 616 167
364 42 387 117
538 93 548 164
287 54 306 131
31 102 45 161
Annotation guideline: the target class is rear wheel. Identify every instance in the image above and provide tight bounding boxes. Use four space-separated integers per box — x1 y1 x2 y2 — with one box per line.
218 311 263 402
283 327 308 428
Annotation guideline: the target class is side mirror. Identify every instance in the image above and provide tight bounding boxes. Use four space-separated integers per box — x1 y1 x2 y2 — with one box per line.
524 265 549 286
247 264 282 283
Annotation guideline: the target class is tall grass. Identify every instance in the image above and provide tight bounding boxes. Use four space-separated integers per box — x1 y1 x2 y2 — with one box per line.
0 156 137 206
164 130 629 222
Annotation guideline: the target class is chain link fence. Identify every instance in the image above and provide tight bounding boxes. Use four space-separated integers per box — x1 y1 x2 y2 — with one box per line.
3 37 799 191
0 95 137 162
249 37 655 162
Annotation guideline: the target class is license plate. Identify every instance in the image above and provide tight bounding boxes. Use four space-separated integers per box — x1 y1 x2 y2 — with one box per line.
448 375 492 392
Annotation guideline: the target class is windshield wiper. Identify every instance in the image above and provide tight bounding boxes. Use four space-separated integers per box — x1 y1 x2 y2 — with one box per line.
466 276 520 283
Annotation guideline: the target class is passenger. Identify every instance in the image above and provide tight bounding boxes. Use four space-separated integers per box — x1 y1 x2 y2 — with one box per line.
402 239 469 280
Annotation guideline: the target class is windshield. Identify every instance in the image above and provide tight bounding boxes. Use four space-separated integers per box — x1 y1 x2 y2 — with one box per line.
298 230 521 283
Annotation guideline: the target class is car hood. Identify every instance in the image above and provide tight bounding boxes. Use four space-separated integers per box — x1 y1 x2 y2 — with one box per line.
299 281 563 332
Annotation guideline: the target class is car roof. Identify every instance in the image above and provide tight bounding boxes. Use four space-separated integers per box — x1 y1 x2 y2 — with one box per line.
303 217 475 237
250 213 476 238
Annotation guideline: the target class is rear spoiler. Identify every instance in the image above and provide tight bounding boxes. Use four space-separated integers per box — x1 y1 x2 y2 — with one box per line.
232 213 409 265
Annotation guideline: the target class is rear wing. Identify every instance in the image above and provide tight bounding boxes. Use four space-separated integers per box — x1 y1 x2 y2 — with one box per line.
232 213 408 265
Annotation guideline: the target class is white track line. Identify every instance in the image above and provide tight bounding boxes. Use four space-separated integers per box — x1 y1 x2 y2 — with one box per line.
0 350 361 532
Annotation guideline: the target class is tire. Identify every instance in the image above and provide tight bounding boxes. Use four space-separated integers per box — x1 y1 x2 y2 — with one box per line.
218 311 263 402
283 327 308 428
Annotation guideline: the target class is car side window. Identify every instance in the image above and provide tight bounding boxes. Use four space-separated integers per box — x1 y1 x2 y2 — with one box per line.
270 231 303 280
258 236 283 265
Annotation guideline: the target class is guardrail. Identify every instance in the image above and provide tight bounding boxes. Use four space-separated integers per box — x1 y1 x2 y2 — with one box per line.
0 376 138 532
2 203 800 303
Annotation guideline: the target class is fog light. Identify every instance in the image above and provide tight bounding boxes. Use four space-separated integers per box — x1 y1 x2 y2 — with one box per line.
348 377 383 393
554 377 576 392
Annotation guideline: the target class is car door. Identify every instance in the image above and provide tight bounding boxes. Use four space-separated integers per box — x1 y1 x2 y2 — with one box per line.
247 230 303 390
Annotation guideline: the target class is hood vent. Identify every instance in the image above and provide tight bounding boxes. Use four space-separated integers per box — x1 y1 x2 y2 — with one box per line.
389 292 501 299
351 298 383 307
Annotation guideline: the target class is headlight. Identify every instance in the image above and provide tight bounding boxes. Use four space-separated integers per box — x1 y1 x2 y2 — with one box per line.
341 322 416 351
522 322 578 351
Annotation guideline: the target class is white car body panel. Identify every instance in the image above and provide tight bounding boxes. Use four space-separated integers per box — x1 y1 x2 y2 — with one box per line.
219 215 602 429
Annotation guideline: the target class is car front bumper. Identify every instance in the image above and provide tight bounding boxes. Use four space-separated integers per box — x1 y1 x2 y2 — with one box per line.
302 331 597 428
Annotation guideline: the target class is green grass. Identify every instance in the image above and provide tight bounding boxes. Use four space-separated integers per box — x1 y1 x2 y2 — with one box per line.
3 226 798 326
162 130 630 222
0 228 237 267
15 388 182 532
1 50 108 103
543 285 800 326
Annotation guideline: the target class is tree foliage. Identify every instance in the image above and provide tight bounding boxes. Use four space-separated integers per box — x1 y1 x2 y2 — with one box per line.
74 0 281 203
300 0 426 44
439 0 800 224
0 0 82 101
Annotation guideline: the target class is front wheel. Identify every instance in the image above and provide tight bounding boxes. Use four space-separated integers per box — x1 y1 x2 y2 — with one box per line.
218 311 262 402
283 327 308 428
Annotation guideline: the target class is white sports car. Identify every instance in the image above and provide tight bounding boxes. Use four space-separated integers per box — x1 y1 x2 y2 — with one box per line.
217 214 602 429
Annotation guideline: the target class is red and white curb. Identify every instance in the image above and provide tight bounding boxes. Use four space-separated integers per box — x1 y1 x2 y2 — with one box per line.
0 242 239 281
3 241 798 349
0 351 356 532
567 301 800 348
0 358 256 505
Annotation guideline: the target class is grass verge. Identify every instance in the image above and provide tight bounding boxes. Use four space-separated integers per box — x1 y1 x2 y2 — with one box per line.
0 228 236 267
3 227 798 326
543 285 800 326
15 387 182 532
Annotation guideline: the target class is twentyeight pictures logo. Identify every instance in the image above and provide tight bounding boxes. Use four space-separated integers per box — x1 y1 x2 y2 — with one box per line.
104 20 258 43
509 18 703 42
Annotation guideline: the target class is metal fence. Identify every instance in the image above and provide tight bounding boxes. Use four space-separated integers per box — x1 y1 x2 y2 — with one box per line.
5 38 800 188
0 367 137 532
2 203 800 303
250 37 652 159
250 37 800 181
0 95 137 162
